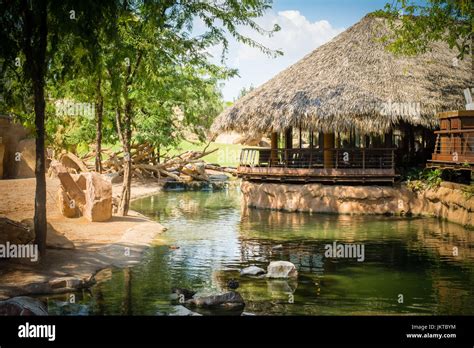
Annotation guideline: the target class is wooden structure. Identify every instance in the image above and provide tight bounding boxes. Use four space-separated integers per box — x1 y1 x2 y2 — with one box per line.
211 15 471 185
427 110 474 171
238 131 396 183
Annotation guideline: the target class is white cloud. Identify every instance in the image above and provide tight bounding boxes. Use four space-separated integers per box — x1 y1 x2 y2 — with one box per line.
212 10 344 101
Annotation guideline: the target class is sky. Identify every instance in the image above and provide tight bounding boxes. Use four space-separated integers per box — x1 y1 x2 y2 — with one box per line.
210 0 395 101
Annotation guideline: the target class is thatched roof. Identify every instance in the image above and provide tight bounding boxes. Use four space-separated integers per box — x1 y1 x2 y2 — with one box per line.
212 14 472 136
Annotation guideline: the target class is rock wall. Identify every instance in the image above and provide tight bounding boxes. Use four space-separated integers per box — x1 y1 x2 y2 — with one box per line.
0 119 31 179
240 181 474 228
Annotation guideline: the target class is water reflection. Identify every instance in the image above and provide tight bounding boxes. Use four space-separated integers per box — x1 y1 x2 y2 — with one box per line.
42 188 474 315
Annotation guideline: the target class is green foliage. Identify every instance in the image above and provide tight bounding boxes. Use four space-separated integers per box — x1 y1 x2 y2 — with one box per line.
381 0 472 60
406 168 443 191
236 85 255 101
1 0 280 157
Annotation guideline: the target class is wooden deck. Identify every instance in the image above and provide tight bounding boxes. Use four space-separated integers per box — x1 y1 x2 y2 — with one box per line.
238 148 396 183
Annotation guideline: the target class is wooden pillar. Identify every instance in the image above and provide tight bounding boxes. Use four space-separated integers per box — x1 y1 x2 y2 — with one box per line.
365 135 371 148
270 132 278 164
285 127 293 149
323 133 335 168
318 132 324 149
299 128 302 149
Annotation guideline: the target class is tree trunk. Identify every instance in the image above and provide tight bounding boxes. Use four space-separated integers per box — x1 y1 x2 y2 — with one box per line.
22 0 48 256
95 76 103 173
117 100 132 216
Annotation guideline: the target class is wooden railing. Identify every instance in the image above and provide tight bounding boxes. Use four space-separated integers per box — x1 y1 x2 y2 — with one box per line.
432 129 474 164
240 148 395 170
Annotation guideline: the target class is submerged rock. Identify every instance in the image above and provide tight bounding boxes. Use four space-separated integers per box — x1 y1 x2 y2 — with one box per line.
187 291 245 309
240 266 266 276
227 279 239 290
266 261 298 279
169 305 202 316
0 296 48 316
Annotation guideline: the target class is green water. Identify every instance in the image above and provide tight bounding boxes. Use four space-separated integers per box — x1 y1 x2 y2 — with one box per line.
44 188 474 315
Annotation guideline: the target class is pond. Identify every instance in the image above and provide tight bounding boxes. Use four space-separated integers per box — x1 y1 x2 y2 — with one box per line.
44 187 474 315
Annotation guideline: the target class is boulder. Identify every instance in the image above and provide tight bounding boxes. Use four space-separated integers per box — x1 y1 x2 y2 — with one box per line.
169 305 202 316
266 261 298 279
57 186 81 218
82 172 112 222
51 161 86 210
74 174 87 190
21 218 75 250
0 296 48 316
182 162 207 177
0 217 34 245
15 138 36 178
240 266 266 276
187 291 245 309
171 288 196 300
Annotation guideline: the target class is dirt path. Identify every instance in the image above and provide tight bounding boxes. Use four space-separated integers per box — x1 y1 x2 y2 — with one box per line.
0 177 166 300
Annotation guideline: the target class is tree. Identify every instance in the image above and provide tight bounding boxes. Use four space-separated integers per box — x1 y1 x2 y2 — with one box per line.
107 0 281 216
381 1 472 67
0 0 118 256
236 85 255 101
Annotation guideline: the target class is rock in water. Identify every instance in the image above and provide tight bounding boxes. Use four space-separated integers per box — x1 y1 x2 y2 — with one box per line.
240 266 266 276
171 288 196 300
0 296 48 316
227 279 239 290
169 305 202 316
266 261 298 279
188 292 245 309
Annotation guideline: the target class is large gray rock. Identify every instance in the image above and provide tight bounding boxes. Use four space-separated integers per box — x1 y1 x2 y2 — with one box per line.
240 266 266 276
187 291 245 309
0 296 48 316
266 261 298 279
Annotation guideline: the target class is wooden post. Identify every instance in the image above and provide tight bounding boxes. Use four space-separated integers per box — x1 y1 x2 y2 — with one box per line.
270 132 278 164
318 132 324 149
323 133 335 168
285 127 293 149
299 128 302 149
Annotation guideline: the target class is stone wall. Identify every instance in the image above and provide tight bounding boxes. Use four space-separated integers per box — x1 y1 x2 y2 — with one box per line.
240 181 474 229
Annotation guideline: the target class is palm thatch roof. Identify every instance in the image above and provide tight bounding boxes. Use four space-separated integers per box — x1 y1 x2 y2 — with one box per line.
212 14 472 136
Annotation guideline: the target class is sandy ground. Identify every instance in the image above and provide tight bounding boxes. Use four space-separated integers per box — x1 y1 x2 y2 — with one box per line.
0 177 166 300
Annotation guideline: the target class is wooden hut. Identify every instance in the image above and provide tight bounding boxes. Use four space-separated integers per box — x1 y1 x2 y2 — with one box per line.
428 110 474 171
211 14 471 184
